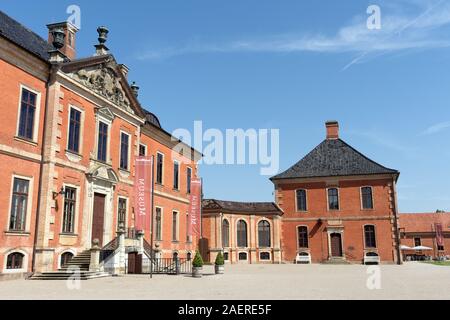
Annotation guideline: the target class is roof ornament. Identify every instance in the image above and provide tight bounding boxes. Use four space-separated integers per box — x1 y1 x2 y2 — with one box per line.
131 81 140 97
95 26 110 56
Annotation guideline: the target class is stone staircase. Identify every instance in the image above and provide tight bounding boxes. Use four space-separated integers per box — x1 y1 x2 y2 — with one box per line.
30 250 111 281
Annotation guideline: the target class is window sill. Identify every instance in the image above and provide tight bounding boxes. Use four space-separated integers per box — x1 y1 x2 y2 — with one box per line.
14 136 38 146
60 233 78 238
119 168 131 179
4 231 30 236
172 188 180 192
172 241 180 244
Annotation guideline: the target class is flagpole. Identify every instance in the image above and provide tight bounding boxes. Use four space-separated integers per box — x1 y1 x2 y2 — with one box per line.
150 155 155 279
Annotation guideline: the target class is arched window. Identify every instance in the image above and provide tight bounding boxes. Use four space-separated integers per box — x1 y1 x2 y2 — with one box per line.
258 221 271 248
239 252 248 261
260 252 270 261
187 252 192 261
222 219 230 248
298 226 309 248
173 252 179 260
60 252 74 268
364 225 377 248
7 252 24 270
237 220 248 248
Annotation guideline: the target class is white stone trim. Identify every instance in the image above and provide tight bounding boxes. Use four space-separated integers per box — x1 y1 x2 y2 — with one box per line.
6 174 34 233
117 196 129 229
360 186 375 210
15 84 41 143
2 249 29 274
119 130 132 171
294 188 308 212
65 104 85 156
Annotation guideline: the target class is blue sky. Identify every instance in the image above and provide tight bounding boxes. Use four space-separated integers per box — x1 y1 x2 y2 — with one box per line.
2 0 450 212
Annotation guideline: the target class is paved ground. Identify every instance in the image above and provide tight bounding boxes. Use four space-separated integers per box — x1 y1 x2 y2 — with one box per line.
1 262 449 300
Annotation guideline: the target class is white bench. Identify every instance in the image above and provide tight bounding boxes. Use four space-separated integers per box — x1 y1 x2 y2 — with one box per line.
364 252 380 265
295 252 312 264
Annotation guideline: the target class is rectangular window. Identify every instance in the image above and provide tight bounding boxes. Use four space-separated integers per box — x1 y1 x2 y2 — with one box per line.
296 189 307 211
173 161 179 190
155 207 162 241
172 211 178 241
414 238 422 247
120 132 129 170
438 245 445 251
156 153 164 184
364 225 377 248
328 188 339 210
361 187 374 210
187 167 192 194
139 144 147 157
97 122 108 162
9 178 30 232
186 213 191 242
18 88 37 140
62 187 76 234
118 198 127 230
67 108 81 153
298 226 309 248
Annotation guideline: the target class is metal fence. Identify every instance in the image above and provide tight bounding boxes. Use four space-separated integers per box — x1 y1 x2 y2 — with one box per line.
143 257 192 275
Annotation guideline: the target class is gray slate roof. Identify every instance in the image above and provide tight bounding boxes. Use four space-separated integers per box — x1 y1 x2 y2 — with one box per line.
202 199 283 215
0 10 53 61
271 138 399 180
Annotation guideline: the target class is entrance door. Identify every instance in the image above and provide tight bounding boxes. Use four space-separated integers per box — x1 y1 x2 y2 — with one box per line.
330 233 343 257
128 253 142 274
92 193 106 247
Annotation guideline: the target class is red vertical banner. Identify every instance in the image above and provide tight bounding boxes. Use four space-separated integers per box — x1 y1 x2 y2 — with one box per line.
189 179 202 238
134 156 153 234
436 223 444 247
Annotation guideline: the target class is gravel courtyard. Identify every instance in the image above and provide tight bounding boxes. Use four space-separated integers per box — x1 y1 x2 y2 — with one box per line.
1 263 449 300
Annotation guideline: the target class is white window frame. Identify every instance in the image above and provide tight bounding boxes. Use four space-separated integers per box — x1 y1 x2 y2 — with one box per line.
3 249 28 274
57 249 76 270
119 130 132 171
61 183 80 235
66 104 85 155
259 251 272 261
173 160 180 190
236 219 249 248
154 206 164 241
295 189 308 212
156 152 165 185
7 174 34 233
326 187 340 211
296 225 310 250
139 143 147 157
360 186 374 210
95 116 112 164
117 196 129 230
172 210 180 242
15 84 41 143
363 224 378 249
256 219 272 249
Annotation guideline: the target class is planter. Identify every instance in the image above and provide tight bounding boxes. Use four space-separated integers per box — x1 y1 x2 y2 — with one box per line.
215 265 224 275
192 267 203 278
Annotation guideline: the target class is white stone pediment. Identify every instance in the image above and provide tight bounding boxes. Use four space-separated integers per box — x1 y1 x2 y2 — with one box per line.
67 62 135 114
87 164 119 184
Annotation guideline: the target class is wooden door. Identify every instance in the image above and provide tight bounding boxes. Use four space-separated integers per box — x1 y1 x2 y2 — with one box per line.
128 253 143 274
330 233 343 257
92 193 106 247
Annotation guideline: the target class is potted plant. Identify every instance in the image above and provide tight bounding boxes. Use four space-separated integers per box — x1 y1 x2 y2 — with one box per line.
215 252 225 274
192 251 204 278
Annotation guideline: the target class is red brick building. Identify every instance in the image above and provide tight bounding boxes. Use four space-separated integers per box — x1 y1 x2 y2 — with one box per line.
399 212 450 260
271 121 402 264
0 11 201 279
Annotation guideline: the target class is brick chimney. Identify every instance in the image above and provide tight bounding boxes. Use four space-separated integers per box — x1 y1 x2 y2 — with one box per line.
47 21 79 60
326 121 339 140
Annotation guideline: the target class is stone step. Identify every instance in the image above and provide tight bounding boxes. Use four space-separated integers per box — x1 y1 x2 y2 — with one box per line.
322 258 352 265
30 271 110 281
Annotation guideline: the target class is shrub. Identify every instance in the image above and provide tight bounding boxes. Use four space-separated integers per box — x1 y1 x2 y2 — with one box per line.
215 252 225 266
193 251 204 268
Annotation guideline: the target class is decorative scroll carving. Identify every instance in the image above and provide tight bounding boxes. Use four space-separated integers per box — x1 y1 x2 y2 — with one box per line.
68 64 134 114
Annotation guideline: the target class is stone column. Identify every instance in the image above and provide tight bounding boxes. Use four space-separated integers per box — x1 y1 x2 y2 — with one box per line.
116 226 126 275
273 216 282 264
137 230 145 255
249 215 257 264
89 239 101 272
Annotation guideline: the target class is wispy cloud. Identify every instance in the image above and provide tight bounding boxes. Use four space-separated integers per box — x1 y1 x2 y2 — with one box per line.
136 0 450 67
420 121 450 135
